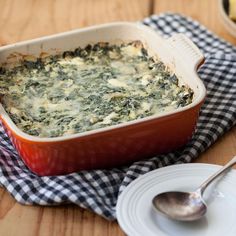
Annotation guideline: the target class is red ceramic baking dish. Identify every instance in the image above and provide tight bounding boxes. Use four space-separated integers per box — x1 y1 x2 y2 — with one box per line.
0 22 206 176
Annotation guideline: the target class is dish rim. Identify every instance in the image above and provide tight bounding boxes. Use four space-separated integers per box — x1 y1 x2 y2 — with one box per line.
0 22 207 142
218 0 236 37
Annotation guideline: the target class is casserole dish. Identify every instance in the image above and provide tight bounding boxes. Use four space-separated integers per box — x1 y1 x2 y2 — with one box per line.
0 22 206 176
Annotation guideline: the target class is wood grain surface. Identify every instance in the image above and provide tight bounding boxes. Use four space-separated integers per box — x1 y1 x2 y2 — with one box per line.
0 0 235 235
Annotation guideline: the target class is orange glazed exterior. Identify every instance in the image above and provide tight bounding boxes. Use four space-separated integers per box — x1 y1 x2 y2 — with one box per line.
0 23 206 176
0 104 202 176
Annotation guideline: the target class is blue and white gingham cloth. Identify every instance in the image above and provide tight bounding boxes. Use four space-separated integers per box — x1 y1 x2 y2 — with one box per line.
0 13 236 220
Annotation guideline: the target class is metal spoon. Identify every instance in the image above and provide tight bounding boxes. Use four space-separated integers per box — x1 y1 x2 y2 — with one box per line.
152 156 236 221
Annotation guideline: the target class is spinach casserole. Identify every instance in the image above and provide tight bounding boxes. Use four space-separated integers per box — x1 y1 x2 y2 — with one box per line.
0 41 193 138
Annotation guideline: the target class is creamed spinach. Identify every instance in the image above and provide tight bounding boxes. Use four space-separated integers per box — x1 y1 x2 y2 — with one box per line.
0 41 193 137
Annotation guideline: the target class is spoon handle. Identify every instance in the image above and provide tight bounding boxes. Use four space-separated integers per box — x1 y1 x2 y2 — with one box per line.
198 156 236 195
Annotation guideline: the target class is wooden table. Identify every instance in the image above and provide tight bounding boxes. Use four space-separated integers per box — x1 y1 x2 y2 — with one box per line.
0 0 235 235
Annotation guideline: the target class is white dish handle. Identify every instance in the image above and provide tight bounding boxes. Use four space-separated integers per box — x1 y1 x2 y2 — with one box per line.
166 34 204 70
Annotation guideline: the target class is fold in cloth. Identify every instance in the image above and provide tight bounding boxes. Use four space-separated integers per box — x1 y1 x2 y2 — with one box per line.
0 13 236 220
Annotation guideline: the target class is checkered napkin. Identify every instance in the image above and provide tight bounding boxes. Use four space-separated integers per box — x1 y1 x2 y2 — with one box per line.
0 13 236 220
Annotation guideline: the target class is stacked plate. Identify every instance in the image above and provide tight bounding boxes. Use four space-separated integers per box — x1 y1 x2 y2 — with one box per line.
116 164 236 236
219 0 236 37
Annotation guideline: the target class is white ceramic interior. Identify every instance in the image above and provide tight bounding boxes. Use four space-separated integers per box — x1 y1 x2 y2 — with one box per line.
0 22 206 142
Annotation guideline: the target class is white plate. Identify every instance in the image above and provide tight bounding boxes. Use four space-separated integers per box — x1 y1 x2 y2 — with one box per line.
116 163 236 236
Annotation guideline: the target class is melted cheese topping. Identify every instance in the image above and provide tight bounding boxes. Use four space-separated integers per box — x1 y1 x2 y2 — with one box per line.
0 41 193 137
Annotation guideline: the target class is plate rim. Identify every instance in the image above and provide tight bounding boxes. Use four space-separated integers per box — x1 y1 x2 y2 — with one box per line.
116 163 236 236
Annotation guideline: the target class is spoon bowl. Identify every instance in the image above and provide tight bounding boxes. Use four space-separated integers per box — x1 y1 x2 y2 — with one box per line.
153 191 207 221
152 156 236 221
